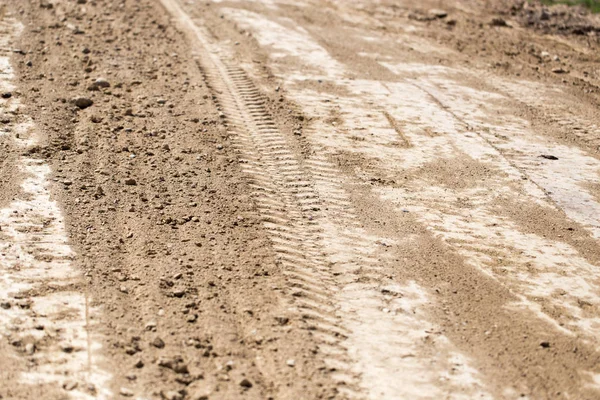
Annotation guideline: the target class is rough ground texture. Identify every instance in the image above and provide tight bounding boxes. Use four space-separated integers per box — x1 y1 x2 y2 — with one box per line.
1 0 600 399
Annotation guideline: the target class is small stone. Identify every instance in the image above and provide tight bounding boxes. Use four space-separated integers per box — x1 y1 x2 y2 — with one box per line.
124 178 137 186
428 9 447 18
1 92 12 99
490 18 508 27
73 97 93 109
145 321 157 331
158 357 175 369
540 341 551 348
187 314 198 323
552 68 567 74
152 337 165 349
157 99 167 105
120 387 134 397
94 78 110 88
239 378 252 388
25 343 36 355
174 363 189 374
63 381 78 391
286 359 295 367
134 358 144 368
540 154 559 160
0 301 10 309
119 286 129 294
60 343 74 353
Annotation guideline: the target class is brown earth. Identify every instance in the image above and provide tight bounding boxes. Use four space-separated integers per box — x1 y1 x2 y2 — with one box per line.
2 0 600 399
2 0 337 399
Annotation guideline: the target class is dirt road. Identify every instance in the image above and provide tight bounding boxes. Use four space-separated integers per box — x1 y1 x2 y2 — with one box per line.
1 0 600 399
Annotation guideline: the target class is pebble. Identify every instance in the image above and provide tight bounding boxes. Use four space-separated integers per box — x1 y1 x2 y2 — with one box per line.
25 343 36 355
1 92 12 99
552 67 567 74
145 321 157 331
63 381 78 391
158 357 175 369
134 358 144 368
124 178 137 186
490 18 508 27
158 356 189 374
94 77 110 88
239 378 253 388
120 387 134 397
428 9 447 18
73 97 93 109
286 359 295 367
60 343 74 353
187 314 198 323
151 337 165 349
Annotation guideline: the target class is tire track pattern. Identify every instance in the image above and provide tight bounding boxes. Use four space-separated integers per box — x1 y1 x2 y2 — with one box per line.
194 47 366 398
160 1 494 398
165 0 411 397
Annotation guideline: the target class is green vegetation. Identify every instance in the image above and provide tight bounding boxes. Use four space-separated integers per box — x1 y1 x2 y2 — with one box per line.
541 0 600 13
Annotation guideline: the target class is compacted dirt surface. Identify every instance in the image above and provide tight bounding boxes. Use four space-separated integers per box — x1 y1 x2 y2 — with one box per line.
1 0 600 399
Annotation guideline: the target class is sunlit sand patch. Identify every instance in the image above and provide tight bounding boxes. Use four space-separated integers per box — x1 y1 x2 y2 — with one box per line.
339 282 491 400
378 62 600 238
379 182 600 341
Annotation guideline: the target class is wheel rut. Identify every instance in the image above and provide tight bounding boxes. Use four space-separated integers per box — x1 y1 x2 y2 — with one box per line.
159 0 493 398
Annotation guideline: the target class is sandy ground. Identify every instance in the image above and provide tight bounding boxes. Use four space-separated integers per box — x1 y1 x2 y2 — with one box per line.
1 0 600 399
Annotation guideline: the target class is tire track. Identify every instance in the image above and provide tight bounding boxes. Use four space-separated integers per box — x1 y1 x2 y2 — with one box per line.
160 0 492 398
